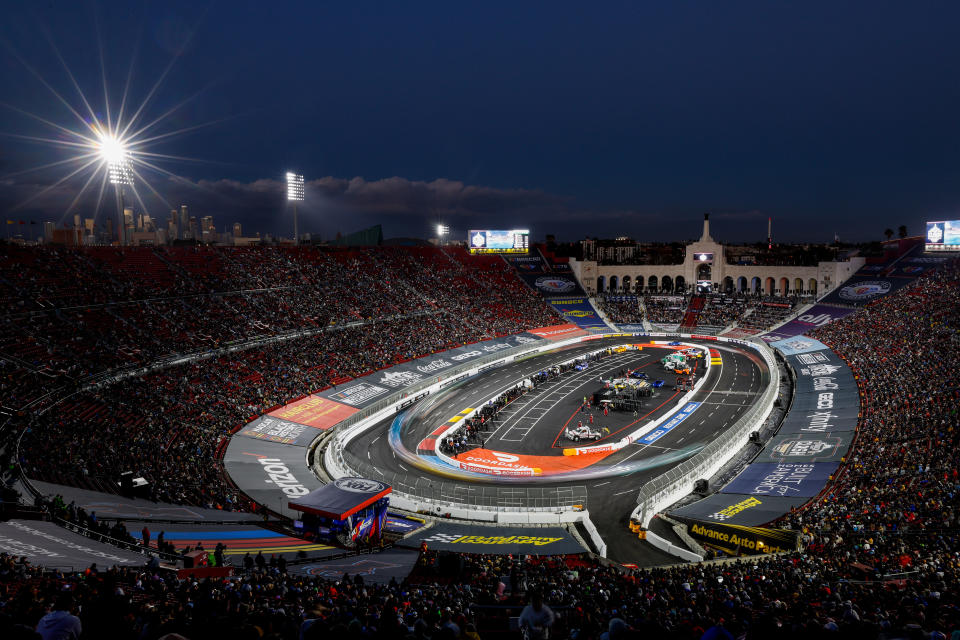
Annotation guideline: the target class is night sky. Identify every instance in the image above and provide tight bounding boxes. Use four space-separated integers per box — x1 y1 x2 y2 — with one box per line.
2 1 960 243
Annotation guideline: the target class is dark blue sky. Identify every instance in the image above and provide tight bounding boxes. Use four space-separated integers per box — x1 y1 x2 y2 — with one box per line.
2 1 960 243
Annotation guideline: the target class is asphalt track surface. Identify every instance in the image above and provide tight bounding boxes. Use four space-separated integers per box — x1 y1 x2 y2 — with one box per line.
342 337 769 564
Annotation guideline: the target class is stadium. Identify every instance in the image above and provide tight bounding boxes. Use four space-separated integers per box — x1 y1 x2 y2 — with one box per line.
1 224 958 639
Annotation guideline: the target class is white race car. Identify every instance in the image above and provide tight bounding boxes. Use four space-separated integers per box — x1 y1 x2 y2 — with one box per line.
565 425 602 442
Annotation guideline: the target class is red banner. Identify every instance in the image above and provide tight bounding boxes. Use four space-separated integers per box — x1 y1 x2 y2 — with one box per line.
268 395 358 430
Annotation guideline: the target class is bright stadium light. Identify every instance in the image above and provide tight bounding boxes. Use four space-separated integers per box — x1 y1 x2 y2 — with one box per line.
287 172 305 244
437 224 449 237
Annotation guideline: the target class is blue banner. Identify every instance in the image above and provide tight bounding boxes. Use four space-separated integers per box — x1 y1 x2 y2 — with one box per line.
721 462 839 498
639 402 701 444
547 297 609 329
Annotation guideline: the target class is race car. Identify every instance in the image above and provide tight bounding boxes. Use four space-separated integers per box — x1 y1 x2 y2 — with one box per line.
651 379 665 388
565 425 602 442
682 348 704 359
673 365 692 375
668 341 682 346
629 370 648 379
574 361 589 371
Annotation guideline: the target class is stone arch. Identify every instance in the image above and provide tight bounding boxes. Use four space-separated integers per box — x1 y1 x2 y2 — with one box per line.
794 278 804 294
808 278 817 295
647 275 658 292
609 275 619 292
723 276 734 292
766 277 775 295
662 275 673 292
622 275 631 292
596 276 605 292
751 276 761 293
675 275 686 292
779 277 790 295
737 276 748 292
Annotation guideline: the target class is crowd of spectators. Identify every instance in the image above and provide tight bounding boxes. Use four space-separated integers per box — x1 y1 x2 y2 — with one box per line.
3 542 960 639
774 258 960 575
595 294 643 325
0 244 559 411
641 295 688 325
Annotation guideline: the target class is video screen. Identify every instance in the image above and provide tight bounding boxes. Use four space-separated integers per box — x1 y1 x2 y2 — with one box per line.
926 221 960 251
468 229 530 254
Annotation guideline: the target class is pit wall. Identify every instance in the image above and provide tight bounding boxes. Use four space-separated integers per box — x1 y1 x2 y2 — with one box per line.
319 331 776 557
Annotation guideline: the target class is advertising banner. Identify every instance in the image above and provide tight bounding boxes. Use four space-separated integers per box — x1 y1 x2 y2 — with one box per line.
776 406 858 434
669 493 808 526
547 297 609 329
786 351 857 397
223 440 322 513
755 431 854 464
789 387 859 412
237 415 327 447
506 254 546 273
313 333 546 409
527 323 588 341
768 336 830 356
760 305 854 342
820 275 921 305
268 395 359 430
398 523 586 555
672 517 801 555
720 462 839 498
519 272 585 296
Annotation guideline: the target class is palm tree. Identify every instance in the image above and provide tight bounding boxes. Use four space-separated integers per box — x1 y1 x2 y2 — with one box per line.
898 225 908 238
884 228 894 241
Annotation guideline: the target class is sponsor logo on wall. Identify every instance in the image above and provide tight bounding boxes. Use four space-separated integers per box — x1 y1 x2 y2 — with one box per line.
258 457 310 496
450 350 483 361
772 437 842 460
839 280 892 301
242 417 309 444
334 478 387 493
707 496 763 522
416 359 453 373
331 382 389 406
377 370 425 388
421 532 564 546
534 276 576 293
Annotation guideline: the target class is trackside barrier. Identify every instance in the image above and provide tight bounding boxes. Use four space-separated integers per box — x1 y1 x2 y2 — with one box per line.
644 529 703 563
630 335 779 527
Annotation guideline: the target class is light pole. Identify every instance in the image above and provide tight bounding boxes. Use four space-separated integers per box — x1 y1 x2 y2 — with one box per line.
436 224 449 245
101 134 132 245
287 172 304 244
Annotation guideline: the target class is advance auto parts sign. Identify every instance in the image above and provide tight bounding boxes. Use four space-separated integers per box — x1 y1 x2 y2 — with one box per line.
401 524 585 555
672 517 800 556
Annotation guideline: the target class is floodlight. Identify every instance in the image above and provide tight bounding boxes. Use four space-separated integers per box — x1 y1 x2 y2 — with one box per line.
437 224 449 236
286 172 304 201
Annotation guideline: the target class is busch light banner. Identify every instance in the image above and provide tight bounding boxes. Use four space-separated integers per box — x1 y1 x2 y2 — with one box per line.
506 254 546 273
547 297 609 329
760 305 854 342
720 462 840 498
669 493 808 527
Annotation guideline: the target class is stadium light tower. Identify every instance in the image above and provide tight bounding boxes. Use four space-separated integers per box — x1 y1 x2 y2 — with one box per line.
287 172 305 244
101 134 132 245
436 223 449 245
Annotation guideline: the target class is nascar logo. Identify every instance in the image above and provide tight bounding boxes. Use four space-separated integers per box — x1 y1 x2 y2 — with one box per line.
839 280 891 300
535 276 576 293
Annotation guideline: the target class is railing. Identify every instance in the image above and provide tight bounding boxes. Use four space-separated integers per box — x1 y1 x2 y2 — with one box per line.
633 336 780 526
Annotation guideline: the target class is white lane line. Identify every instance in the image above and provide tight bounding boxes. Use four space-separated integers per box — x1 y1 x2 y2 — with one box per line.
613 489 634 496
398 463 408 472
367 451 371 459
371 436 380 445
373 466 382 475
595 481 610 487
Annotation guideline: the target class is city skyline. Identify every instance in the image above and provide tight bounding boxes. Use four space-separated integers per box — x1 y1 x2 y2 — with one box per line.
2 2 959 243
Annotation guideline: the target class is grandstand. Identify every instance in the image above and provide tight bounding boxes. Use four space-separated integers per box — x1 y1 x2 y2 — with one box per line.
1 242 959 639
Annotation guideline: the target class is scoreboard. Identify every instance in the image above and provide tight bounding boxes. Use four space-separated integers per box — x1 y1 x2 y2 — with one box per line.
468 229 530 254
